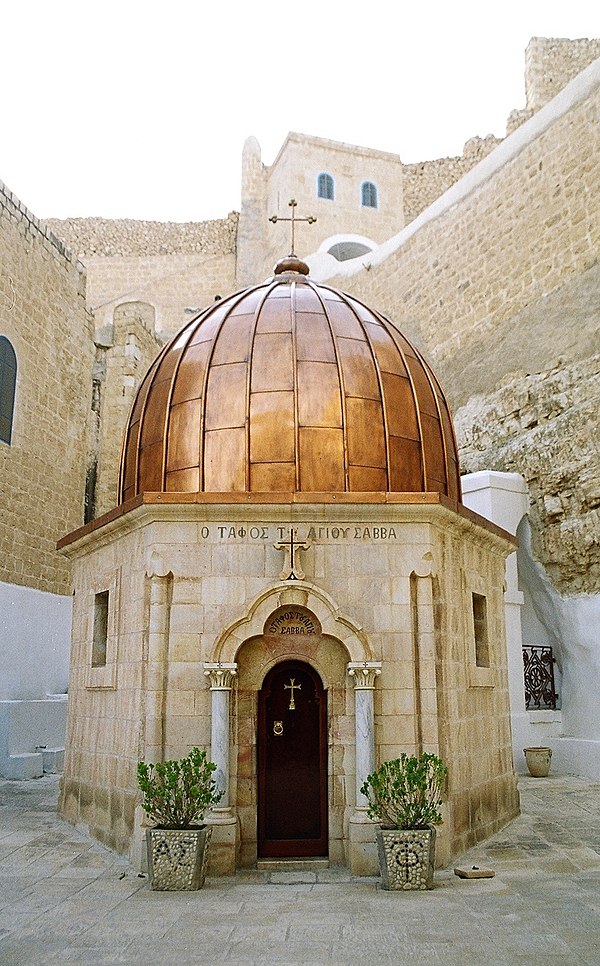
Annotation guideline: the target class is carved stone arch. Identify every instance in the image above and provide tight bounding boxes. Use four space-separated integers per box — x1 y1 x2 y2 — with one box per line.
210 581 371 667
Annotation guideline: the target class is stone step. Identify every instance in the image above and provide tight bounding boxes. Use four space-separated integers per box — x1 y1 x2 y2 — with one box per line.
256 858 329 872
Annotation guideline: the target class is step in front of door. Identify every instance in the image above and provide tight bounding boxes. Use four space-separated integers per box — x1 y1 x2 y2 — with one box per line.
256 858 330 872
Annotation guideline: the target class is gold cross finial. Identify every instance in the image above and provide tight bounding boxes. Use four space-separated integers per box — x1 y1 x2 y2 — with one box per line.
269 199 317 256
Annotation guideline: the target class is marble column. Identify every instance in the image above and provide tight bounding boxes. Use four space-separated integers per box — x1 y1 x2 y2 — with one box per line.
347 662 382 808
203 663 237 809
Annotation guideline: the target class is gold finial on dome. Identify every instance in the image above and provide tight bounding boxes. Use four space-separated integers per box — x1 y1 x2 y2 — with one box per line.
269 199 316 270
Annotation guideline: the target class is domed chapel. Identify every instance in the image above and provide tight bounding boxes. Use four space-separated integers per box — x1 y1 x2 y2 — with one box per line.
58 252 519 874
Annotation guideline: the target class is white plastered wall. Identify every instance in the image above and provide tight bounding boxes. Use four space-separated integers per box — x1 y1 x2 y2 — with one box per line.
462 471 600 779
0 580 71 778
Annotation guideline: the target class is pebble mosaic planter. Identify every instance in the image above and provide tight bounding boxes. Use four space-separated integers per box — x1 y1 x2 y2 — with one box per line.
376 827 436 890
146 826 212 890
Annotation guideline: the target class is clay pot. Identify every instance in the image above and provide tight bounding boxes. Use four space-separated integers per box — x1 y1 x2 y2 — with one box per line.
523 746 552 777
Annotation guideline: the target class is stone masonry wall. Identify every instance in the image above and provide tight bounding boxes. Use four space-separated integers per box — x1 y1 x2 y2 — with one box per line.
525 37 600 111
329 66 600 593
83 251 237 337
402 136 502 223
45 214 238 258
94 302 164 517
47 215 239 338
403 39 600 223
0 181 94 595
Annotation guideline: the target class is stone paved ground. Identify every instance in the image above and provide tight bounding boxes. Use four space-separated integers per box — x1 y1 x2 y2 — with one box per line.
0 774 599 965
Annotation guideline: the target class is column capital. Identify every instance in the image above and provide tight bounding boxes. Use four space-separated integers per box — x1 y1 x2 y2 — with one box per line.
347 662 382 689
204 663 238 690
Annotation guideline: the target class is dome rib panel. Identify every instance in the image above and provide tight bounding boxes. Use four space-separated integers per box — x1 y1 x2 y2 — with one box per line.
118 270 462 504
374 310 429 491
250 279 293 490
339 294 393 491
290 281 301 491
307 281 350 492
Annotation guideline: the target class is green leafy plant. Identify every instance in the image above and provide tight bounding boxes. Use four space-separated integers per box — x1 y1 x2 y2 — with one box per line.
360 753 448 829
137 747 223 829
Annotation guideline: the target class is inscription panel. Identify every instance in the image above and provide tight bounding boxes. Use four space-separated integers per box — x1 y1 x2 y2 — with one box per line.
206 524 399 542
264 607 321 638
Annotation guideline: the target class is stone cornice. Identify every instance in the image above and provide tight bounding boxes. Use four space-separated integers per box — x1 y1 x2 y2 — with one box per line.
57 491 516 557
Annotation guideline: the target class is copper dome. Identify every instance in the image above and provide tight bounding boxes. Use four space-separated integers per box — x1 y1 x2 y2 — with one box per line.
119 260 461 503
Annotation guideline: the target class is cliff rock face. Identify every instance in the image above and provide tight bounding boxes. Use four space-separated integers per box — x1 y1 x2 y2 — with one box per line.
456 354 600 595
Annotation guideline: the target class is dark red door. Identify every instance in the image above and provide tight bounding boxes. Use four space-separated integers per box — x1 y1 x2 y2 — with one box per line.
257 661 328 858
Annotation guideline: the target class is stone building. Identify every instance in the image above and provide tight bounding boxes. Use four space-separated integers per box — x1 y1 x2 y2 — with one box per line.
1 34 599 830
58 255 518 873
0 181 93 778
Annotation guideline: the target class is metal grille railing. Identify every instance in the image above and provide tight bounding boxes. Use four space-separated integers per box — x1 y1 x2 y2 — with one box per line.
522 645 558 710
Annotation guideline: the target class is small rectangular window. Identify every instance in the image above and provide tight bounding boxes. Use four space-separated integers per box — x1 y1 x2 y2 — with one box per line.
472 593 489 667
92 591 109 667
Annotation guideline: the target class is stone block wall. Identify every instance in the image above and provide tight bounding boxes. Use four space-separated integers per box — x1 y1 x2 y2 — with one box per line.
93 302 164 518
45 214 238 259
525 36 600 111
59 525 156 855
47 215 238 337
329 62 600 592
238 133 406 285
0 181 94 595
402 136 501 223
60 499 517 868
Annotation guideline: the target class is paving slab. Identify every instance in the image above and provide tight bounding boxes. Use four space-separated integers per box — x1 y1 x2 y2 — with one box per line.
0 774 599 964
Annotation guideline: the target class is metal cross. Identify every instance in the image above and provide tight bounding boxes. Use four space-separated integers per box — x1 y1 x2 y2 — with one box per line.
274 528 310 580
269 199 316 255
284 677 301 711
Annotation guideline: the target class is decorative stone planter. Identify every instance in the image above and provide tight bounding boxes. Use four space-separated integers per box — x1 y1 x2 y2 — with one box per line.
376 827 436 891
523 746 552 777
146 826 212 890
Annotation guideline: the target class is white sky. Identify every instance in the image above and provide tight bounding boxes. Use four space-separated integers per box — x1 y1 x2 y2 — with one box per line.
1 0 599 222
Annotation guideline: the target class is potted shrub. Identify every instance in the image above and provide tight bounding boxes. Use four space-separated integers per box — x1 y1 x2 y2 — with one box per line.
361 752 447 890
137 746 223 890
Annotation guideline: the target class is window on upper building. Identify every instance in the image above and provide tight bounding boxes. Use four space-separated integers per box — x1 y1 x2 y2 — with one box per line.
361 181 378 208
0 336 17 445
317 173 334 200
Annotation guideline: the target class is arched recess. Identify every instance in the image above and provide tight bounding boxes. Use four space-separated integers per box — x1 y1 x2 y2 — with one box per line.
210 582 371 868
210 582 371 667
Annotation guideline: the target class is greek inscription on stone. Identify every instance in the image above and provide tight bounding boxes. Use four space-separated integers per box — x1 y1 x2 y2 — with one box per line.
200 525 398 541
266 610 317 636
305 526 397 540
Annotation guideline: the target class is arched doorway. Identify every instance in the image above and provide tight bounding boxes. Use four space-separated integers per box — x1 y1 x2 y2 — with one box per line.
257 660 328 858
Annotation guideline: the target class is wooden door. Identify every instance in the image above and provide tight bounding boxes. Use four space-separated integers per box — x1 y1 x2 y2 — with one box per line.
257 661 328 858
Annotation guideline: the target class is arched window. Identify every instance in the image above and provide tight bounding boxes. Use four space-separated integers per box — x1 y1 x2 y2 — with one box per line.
361 181 378 208
328 241 372 262
317 172 334 200
0 336 17 444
